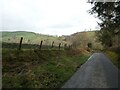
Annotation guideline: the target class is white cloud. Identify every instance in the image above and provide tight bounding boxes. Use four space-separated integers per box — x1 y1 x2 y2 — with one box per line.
1 0 99 36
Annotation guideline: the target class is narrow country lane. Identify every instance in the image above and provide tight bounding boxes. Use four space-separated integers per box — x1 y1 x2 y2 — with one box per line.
62 53 120 88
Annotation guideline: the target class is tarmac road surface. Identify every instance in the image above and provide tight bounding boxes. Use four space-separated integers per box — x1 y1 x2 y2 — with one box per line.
62 53 120 88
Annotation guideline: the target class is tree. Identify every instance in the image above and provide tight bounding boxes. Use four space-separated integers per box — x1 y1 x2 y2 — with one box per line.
89 2 120 47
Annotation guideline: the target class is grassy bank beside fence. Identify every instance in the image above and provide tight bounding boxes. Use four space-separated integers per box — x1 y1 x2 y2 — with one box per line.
2 48 90 88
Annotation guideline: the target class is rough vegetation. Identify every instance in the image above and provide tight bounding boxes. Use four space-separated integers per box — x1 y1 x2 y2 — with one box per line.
65 31 102 50
105 49 120 70
2 48 90 88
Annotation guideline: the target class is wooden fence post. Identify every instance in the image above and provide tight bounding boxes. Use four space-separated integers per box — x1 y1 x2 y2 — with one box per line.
51 41 54 48
19 37 23 50
40 40 43 50
69 45 71 49
59 43 61 50
64 44 67 49
71 45 72 49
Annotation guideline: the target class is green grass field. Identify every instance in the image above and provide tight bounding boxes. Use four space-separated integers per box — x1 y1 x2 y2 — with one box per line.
2 48 90 88
1 31 67 45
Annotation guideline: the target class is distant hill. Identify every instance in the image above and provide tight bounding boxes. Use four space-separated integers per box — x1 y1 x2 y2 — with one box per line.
64 31 102 50
1 31 102 49
1 31 67 46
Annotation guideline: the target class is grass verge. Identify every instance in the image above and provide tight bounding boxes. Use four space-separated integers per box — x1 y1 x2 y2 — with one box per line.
2 48 90 88
105 48 120 70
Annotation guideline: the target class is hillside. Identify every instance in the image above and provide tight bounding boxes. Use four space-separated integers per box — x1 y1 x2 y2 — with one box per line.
64 31 102 50
1 31 102 50
1 31 67 46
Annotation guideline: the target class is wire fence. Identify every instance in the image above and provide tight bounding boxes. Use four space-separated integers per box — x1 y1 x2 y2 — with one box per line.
2 37 72 50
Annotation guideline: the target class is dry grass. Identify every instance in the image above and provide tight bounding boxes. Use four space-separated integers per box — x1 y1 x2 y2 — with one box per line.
2 48 90 88
105 50 120 69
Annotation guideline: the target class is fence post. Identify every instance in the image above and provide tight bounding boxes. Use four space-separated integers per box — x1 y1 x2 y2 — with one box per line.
19 37 23 50
59 43 61 50
51 41 54 48
64 44 67 49
71 45 72 49
40 40 43 50
69 45 71 49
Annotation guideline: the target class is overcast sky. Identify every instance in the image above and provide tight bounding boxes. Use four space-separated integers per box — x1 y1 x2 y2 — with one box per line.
0 0 100 36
